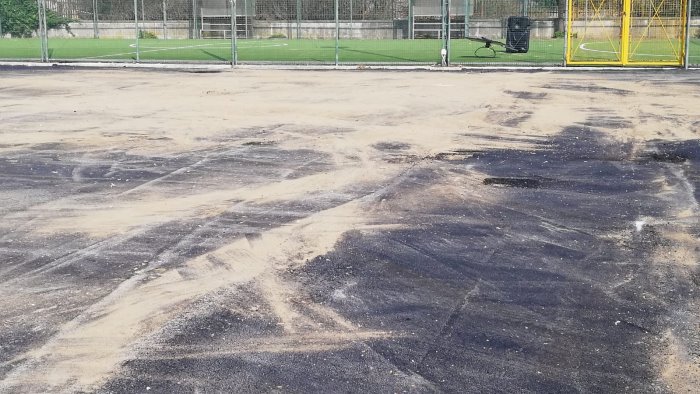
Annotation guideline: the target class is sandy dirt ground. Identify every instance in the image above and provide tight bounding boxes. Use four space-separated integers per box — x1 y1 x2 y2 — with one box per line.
0 67 698 393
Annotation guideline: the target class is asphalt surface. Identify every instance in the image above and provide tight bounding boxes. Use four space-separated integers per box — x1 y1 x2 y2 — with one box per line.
0 68 698 393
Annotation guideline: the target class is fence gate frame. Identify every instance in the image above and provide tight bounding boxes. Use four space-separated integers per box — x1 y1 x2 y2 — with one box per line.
566 0 690 66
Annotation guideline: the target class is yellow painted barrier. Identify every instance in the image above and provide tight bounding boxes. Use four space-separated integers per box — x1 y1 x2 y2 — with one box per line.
567 0 688 66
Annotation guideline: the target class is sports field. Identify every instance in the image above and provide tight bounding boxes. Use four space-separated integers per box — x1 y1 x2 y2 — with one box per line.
1 38 563 63
2 37 699 65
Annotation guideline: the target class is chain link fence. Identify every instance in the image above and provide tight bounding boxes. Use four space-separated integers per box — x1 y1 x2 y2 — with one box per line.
690 1 700 66
0 0 696 66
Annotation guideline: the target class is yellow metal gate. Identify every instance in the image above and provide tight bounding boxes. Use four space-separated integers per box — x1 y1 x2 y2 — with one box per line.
567 0 688 66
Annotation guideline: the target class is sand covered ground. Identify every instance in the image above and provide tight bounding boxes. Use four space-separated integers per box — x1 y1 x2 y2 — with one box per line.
0 68 698 392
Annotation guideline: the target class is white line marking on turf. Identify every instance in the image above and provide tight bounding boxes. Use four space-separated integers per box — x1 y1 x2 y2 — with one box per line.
579 42 677 59
83 41 288 59
129 42 289 50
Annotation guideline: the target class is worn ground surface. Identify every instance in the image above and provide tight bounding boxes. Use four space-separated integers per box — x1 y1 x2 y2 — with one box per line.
0 67 698 393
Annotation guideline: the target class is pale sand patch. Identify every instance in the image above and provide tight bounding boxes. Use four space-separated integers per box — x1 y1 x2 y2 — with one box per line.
13 165 398 238
140 330 395 360
660 328 700 393
2 70 695 161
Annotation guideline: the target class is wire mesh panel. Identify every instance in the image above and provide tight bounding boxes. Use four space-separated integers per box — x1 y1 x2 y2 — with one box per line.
567 0 623 63
33 0 235 63
0 0 48 60
568 0 688 65
627 0 686 64
689 1 699 66
44 0 138 61
137 0 233 62
451 0 564 65
336 0 442 65
232 0 337 64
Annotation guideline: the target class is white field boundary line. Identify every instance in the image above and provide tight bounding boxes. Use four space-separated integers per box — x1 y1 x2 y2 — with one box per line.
83 41 289 60
579 42 697 59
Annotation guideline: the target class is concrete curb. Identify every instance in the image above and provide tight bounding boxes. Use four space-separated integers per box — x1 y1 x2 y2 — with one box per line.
0 60 696 72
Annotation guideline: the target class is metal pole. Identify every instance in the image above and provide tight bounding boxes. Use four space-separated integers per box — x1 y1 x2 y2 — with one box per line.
36 0 41 59
685 0 693 69
36 0 47 61
192 0 197 38
465 0 470 38
42 0 48 59
446 0 451 65
523 0 529 17
141 0 145 27
563 0 570 66
350 0 353 27
230 0 237 66
441 0 449 64
36 0 43 61
335 0 340 65
441 0 445 41
93 0 99 38
134 0 140 61
244 0 248 38
409 0 413 39
243 0 249 39
163 0 167 39
296 0 301 39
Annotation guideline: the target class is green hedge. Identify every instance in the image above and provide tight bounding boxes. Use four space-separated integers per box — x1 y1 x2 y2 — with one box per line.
0 0 71 38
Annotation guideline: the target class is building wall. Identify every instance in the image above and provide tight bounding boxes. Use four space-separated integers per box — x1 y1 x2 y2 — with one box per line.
48 21 192 39
252 20 405 39
570 19 689 39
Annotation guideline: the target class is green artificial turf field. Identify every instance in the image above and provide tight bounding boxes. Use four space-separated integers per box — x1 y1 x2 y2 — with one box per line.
0 37 562 64
1 37 698 65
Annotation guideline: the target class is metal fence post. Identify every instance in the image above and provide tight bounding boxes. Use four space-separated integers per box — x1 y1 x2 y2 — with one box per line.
408 0 413 39
465 0 470 38
335 0 339 66
562 0 569 66
685 0 693 69
42 0 48 60
441 0 450 65
134 0 140 62
296 0 301 39
163 0 168 39
36 0 48 62
350 0 353 27
230 0 237 66
36 0 43 61
93 0 99 38
192 0 197 38
447 0 451 65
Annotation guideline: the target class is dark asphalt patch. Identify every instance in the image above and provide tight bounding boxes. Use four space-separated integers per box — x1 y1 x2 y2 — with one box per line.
483 177 543 188
541 83 631 96
373 142 412 151
97 129 699 392
503 90 548 100
242 140 276 146
579 115 633 129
